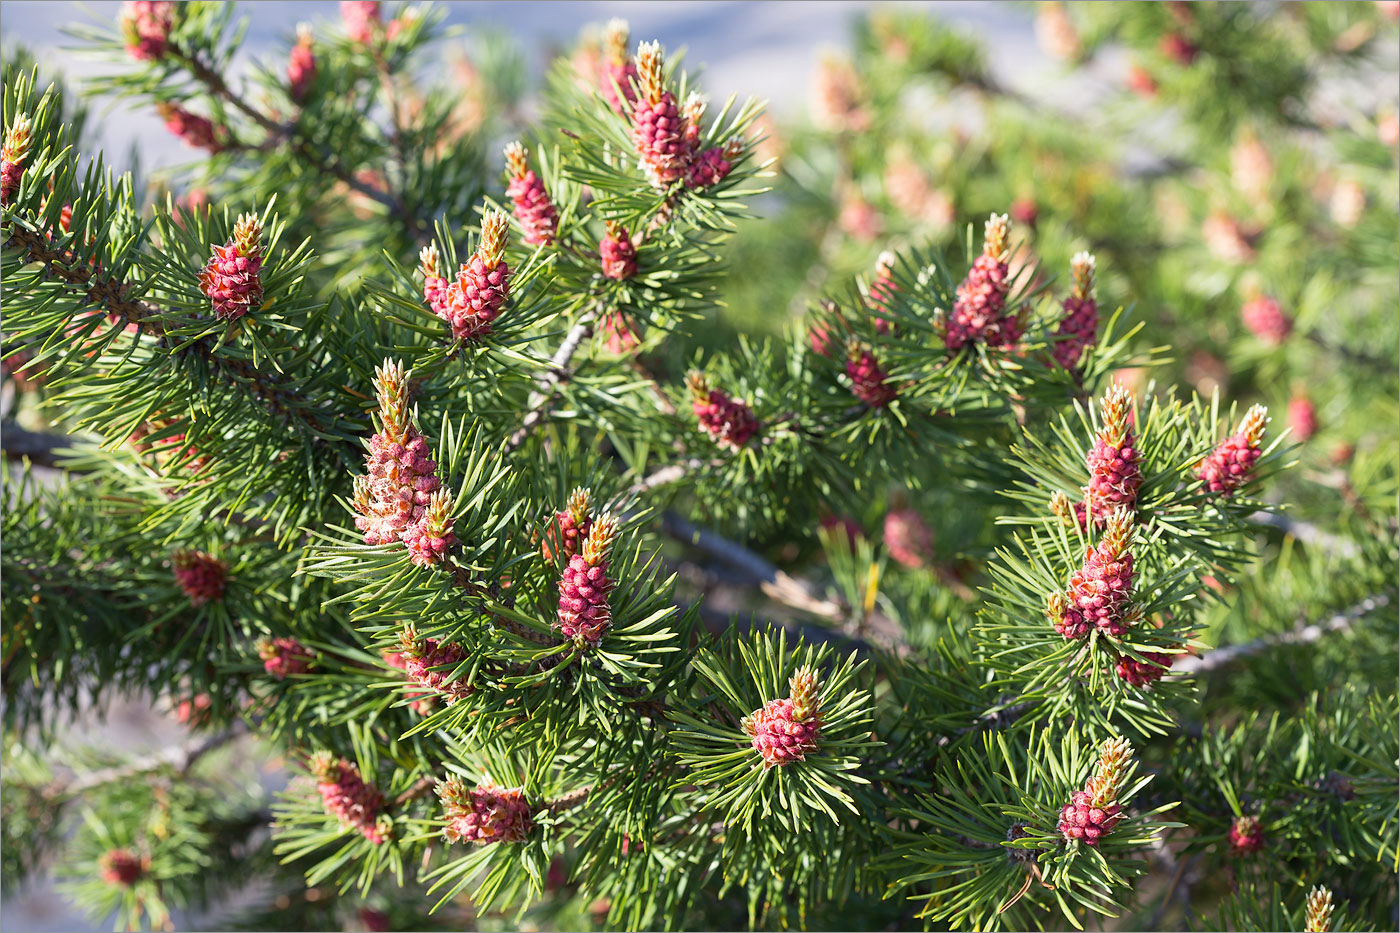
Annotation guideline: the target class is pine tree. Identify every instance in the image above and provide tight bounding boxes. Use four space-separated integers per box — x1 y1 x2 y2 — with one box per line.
2 3 1395 931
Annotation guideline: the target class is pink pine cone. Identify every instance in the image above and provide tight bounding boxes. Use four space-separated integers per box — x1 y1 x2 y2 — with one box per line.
401 635 472 704
1054 292 1097 368
288 31 316 101
159 104 222 152
356 431 441 544
846 350 896 407
314 757 387 844
120 1 174 62
506 170 558 247
600 227 638 280
99 849 147 886
438 256 510 341
602 59 640 115
1228 815 1265 855
341 1 381 44
1288 397 1317 442
1197 410 1267 496
1241 295 1291 345
884 508 932 569
259 636 315 679
557 553 614 645
744 697 821 768
1058 789 1121 845
440 779 534 846
381 650 435 715
173 550 228 607
692 389 759 448
1085 436 1143 524
1 160 22 206
601 310 640 354
632 93 689 186
947 254 1016 350
1115 651 1172 686
200 242 263 321
685 146 732 190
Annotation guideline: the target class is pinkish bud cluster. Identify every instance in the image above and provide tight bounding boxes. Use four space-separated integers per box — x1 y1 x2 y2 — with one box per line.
288 24 316 101
352 360 455 566
884 507 932 569
381 649 436 715
1049 490 1089 532
1 113 34 207
866 251 899 334
199 213 264 321
157 103 223 152
685 145 733 190
600 19 639 116
541 487 593 562
1159 32 1198 65
119 1 174 62
1058 737 1133 846
743 667 823 769
397 625 472 704
556 514 619 646
504 141 558 247
1115 650 1172 686
1084 385 1143 525
1241 295 1292 345
172 692 212 727
1051 508 1136 639
600 310 640 354
1288 396 1317 442
846 344 897 407
1227 814 1265 855
99 849 148 886
686 371 759 449
419 213 512 342
438 776 534 846
1010 197 1039 229
630 42 690 186
946 213 1021 351
600 223 638 280
311 753 388 844
1196 405 1268 496
172 549 228 607
257 636 315 679
341 1 381 44
1053 251 1098 369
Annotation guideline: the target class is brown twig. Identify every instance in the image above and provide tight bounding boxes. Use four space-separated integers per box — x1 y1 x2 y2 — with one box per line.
1174 592 1391 675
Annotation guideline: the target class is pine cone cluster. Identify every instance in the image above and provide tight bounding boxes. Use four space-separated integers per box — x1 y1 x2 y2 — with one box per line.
311 753 388 844
119 1 174 61
743 667 823 769
687 371 758 449
438 777 534 846
1085 385 1143 524
946 213 1021 351
1052 251 1098 369
1197 405 1268 495
172 549 228 607
556 514 619 646
504 141 558 247
418 213 512 342
257 636 315 680
199 213 264 320
397 625 472 704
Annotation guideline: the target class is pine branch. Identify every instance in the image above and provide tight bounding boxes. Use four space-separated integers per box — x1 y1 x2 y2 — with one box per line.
505 305 603 452
1175 592 1392 675
1 423 71 468
48 720 251 798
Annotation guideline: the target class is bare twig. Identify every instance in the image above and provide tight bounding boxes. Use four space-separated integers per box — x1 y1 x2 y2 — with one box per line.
1175 593 1391 675
1 423 73 469
505 307 604 452
50 720 251 798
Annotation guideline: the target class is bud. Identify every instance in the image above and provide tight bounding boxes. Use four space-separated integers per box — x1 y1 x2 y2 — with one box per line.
600 19 639 116
1159 32 1198 65
684 146 733 190
288 24 317 101
310 752 387 844
810 53 868 132
556 514 619 646
846 343 897 407
199 212 264 321
438 776 534 845
866 251 898 334
541 487 593 562
600 222 638 280
686 371 759 449
1287 396 1318 442
1060 507 1136 637
172 549 228 607
397 625 472 704
1227 814 1265 855
1303 886 1334 933
119 1 175 62
341 1 381 45
884 508 932 569
1 112 34 206
1203 210 1255 263
1058 736 1133 845
157 102 223 152
403 488 457 567
1035 1 1082 62
1126 64 1158 98
419 243 448 317
99 848 148 886
1196 405 1268 496
1084 736 1133 808
1241 295 1292 345
504 141 558 247
1115 650 1172 686
1052 251 1098 369
600 310 640 355
257 636 315 679
630 41 690 187
430 212 512 342
1084 384 1143 524
1049 490 1088 531
742 668 823 768
946 213 1020 351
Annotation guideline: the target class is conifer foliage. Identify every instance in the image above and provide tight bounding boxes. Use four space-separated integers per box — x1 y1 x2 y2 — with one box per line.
2 3 1396 932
